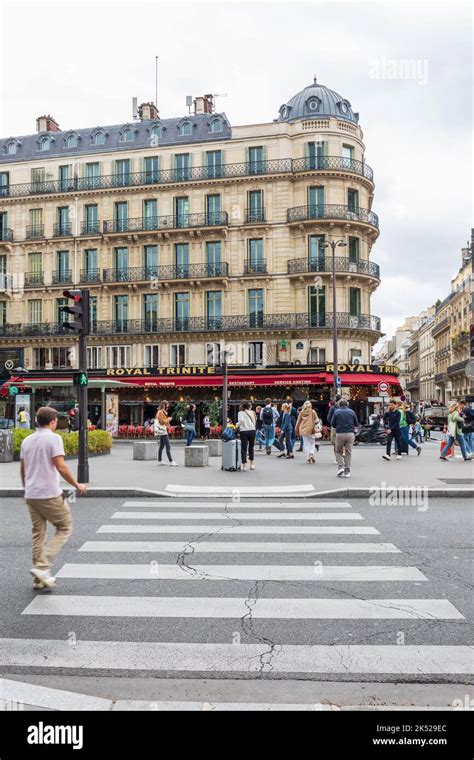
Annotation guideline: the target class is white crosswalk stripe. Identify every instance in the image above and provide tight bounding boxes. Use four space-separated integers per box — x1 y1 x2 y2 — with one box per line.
79 541 401 553
110 511 363 521
97 524 379 534
122 501 353 509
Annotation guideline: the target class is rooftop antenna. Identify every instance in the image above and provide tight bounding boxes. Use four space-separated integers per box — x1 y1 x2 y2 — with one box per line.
213 93 227 113
186 95 193 115
132 97 138 120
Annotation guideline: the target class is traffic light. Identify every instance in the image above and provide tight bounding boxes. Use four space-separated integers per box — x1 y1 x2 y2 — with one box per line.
73 372 88 387
60 289 89 335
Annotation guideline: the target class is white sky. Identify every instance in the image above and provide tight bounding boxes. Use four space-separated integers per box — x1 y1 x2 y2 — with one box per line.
0 0 472 343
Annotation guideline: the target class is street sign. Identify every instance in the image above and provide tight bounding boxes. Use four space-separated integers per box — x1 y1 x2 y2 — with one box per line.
368 396 385 402
9 386 19 396
377 381 389 394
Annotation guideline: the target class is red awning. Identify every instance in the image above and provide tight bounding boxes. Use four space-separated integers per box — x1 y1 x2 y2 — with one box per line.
114 373 327 388
325 373 401 387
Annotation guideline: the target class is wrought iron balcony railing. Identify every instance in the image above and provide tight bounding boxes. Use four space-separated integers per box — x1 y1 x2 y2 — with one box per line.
287 204 379 229
434 372 447 383
245 209 266 224
80 221 101 235
1 311 381 338
80 268 101 283
0 228 13 242
24 271 44 287
432 318 450 337
103 212 228 234
52 222 72 237
287 256 380 278
102 261 229 283
0 157 375 199
447 360 468 376
51 269 72 284
25 225 45 239
243 259 267 274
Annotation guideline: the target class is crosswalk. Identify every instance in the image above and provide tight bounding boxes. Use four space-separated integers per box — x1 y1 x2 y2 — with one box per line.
4 498 472 710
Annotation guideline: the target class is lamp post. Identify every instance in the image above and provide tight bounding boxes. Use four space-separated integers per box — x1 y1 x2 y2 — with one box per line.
321 238 347 398
219 349 234 427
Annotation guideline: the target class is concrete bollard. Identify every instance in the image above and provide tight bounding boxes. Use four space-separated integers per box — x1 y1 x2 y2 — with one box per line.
206 439 222 457
184 445 209 467
0 430 14 463
133 440 159 460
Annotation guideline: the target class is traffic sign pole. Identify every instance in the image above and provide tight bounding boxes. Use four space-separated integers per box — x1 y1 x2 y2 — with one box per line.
77 332 89 483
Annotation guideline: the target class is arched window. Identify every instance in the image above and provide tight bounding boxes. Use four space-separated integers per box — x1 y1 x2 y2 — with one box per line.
93 131 106 145
66 134 78 148
210 119 223 133
6 141 17 155
151 125 162 139
39 137 50 151
121 128 134 142
179 122 192 136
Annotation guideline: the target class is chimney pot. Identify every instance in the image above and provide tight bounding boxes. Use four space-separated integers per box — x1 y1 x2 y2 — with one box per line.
36 115 60 132
193 94 214 115
138 102 159 121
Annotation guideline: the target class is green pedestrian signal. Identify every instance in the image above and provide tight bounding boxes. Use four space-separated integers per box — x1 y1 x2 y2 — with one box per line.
73 372 88 387
9 385 19 395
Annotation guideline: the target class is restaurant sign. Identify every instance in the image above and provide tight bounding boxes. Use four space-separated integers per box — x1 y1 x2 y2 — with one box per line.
106 366 216 377
325 364 399 375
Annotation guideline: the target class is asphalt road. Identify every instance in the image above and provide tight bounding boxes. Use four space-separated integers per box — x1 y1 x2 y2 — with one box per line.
0 495 472 708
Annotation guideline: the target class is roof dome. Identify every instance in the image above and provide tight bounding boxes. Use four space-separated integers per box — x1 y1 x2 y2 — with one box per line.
277 77 359 124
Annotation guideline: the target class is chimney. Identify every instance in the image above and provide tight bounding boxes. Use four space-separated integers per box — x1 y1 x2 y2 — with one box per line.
36 115 60 133
193 94 214 115
138 102 159 121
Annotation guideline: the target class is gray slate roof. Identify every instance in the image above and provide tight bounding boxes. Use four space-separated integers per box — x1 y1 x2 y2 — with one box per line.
277 80 359 124
0 113 232 165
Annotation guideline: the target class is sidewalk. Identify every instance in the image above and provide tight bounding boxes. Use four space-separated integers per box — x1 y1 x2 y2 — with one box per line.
1 440 472 494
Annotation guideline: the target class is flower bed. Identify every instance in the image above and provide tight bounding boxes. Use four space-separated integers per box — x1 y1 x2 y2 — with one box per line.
13 429 112 459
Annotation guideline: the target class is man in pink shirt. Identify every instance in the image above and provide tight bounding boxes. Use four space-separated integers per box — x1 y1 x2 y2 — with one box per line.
20 406 87 589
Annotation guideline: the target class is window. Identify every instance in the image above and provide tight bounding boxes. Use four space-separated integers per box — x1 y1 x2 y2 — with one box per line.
248 146 264 174
84 249 98 279
57 207 70 234
0 301 6 325
349 348 362 363
206 150 222 178
174 292 190 329
114 159 130 187
206 290 222 328
114 247 128 278
56 297 68 325
59 165 71 191
144 244 158 277
84 162 100 189
143 199 158 229
0 172 9 196
248 288 264 327
84 204 99 233
106 346 131 368
347 189 359 213
349 287 361 316
308 141 326 169
342 144 354 168
248 341 264 365
174 196 189 228
206 194 221 224
66 134 78 148
348 237 360 266
31 168 45 190
143 293 158 330
308 186 324 218
308 285 326 327
174 242 189 277
28 299 42 324
179 122 192 136
144 156 159 183
170 344 186 366
308 235 325 270
87 346 103 369
248 239 265 272
144 344 160 368
0 255 7 289
206 342 221 366
56 250 70 279
114 295 128 332
39 137 50 151
151 125 162 140
28 252 42 277
89 295 98 332
93 131 106 145
121 128 134 142
247 190 264 222
210 118 223 133
114 202 128 231
206 241 221 275
6 141 17 155
175 153 190 181
309 347 326 364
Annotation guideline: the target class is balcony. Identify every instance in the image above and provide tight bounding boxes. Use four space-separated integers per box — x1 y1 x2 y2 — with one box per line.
24 271 44 288
287 204 379 230
1 311 381 338
406 376 420 390
102 212 228 235
25 225 45 239
51 269 72 284
434 372 447 383
1 157 375 199
452 331 469 348
432 317 450 337
52 222 73 238
0 228 14 242
243 259 267 275
245 209 266 224
80 268 101 284
447 360 468 376
80 221 101 236
287 256 380 279
102 262 229 284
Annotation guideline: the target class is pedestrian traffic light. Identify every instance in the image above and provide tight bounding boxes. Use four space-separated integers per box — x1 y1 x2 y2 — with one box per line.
73 372 88 387
60 289 89 335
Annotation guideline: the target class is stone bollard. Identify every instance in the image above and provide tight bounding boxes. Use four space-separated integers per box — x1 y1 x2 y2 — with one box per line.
0 429 14 463
206 439 222 457
184 445 209 467
133 440 159 460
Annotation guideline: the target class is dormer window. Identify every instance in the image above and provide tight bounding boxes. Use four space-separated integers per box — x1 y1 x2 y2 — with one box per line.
121 128 134 142
39 136 51 151
6 141 18 155
306 97 321 113
210 118 223 133
93 131 106 145
338 101 349 114
179 122 192 136
280 106 289 119
65 134 78 148
151 124 162 139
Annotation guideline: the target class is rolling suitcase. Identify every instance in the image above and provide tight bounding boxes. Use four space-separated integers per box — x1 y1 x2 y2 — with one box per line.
221 439 242 471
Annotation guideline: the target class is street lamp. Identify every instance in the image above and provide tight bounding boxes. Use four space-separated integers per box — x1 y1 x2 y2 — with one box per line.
321 238 347 398
219 349 234 427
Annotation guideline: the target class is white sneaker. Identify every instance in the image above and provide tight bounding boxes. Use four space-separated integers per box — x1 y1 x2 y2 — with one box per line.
382 455 391 461
157 461 166 466
396 455 402 460
250 462 255 470
333 460 339 465
344 469 351 478
169 461 178 467
337 468 345 477
30 568 56 588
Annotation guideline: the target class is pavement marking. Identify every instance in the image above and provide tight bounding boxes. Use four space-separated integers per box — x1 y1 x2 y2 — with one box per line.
22 596 462 620
110 511 364 521
0 677 111 711
55 564 427 581
1 640 471 674
97 525 380 535
122 501 353 509
79 541 401 554
110 701 456 712
165 484 316 495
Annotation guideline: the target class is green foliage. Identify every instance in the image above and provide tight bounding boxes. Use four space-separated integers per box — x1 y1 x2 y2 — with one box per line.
203 399 221 426
170 401 189 424
14 429 112 457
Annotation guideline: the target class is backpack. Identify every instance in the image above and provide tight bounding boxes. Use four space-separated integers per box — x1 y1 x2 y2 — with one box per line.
406 411 416 425
261 407 274 426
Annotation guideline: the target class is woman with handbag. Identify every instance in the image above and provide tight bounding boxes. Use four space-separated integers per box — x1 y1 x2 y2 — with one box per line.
156 401 178 466
183 404 197 447
237 400 257 471
277 403 294 459
295 400 320 463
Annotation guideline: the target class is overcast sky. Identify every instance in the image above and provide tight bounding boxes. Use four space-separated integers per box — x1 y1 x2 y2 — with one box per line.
0 0 472 343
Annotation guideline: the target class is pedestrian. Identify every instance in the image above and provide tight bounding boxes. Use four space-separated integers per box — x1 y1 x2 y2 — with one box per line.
183 404 197 446
260 398 283 454
327 395 342 464
331 399 359 478
287 398 299 450
398 402 421 456
440 401 472 461
238 400 257 471
17 406 30 429
458 400 474 455
255 405 265 450
277 403 294 458
203 413 211 439
412 417 423 444
295 400 319 463
19 406 87 590
422 417 431 441
156 400 178 466
382 400 403 460
296 406 305 451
